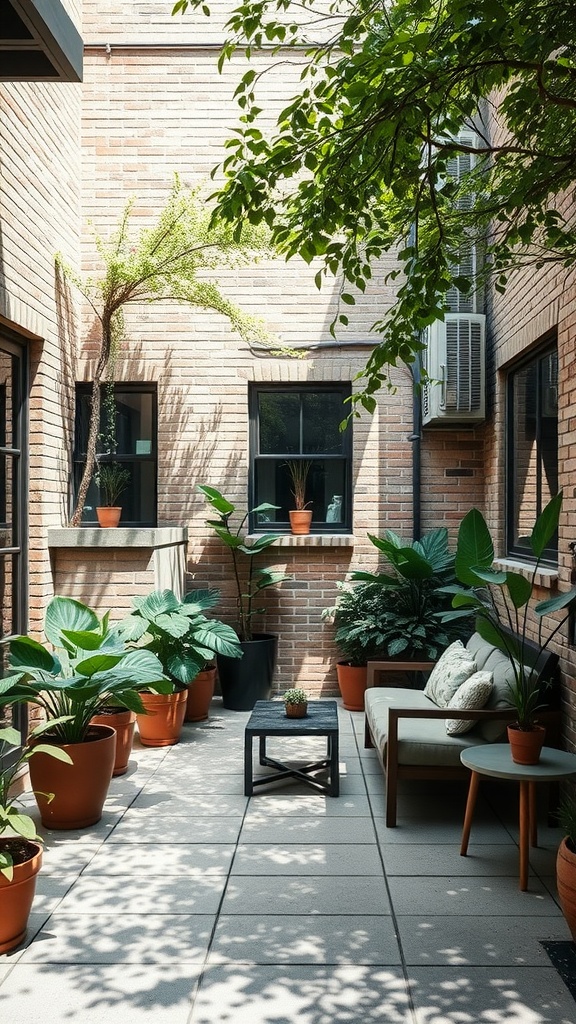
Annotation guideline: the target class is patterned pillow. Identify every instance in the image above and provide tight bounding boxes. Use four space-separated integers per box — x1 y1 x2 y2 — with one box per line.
423 641 477 707
445 671 494 735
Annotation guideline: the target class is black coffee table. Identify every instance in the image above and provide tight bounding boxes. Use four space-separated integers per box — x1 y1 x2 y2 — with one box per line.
244 699 340 796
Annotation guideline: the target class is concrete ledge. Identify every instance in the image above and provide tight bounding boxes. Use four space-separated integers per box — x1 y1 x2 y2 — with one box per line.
47 527 188 549
246 533 355 548
493 557 558 589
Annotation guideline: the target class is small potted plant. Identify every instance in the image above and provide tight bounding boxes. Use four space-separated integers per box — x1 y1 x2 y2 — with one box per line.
94 461 131 528
283 687 308 718
556 796 576 942
285 460 313 534
0 724 72 953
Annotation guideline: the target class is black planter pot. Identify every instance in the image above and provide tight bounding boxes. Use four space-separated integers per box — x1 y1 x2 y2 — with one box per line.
217 633 278 711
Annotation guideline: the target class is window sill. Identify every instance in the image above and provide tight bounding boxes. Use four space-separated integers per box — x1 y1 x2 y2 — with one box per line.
493 558 558 589
246 533 355 548
47 527 188 549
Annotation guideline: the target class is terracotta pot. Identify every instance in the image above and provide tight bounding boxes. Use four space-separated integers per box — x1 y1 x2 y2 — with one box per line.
185 666 217 722
557 836 576 942
289 509 313 535
137 689 187 746
285 702 308 718
0 840 42 954
336 662 367 712
90 708 136 775
28 725 116 830
96 506 122 528
507 723 546 765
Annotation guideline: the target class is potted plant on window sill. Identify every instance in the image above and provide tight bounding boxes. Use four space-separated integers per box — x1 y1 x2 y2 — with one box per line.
439 491 576 765
0 596 170 828
198 485 291 710
116 587 243 727
0 724 72 954
94 461 131 528
285 460 313 535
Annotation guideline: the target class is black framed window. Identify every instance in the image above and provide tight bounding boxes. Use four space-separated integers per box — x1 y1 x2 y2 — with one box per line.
506 342 558 562
249 384 353 533
74 383 158 527
0 331 28 763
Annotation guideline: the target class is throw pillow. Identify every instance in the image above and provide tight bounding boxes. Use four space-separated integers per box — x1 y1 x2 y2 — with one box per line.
445 671 494 735
423 640 477 708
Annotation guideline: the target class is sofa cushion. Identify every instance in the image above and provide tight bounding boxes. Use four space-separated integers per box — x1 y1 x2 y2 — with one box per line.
445 671 494 736
364 687 484 767
423 640 477 707
464 633 517 741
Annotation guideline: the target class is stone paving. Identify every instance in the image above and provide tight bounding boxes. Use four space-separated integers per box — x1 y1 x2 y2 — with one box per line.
1 701 575 1023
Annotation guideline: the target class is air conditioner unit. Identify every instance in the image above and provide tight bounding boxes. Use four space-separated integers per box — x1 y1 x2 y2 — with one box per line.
422 314 486 426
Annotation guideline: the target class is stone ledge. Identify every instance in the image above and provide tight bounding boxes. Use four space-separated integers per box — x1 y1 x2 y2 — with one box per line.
47 527 188 549
493 558 558 589
246 533 355 548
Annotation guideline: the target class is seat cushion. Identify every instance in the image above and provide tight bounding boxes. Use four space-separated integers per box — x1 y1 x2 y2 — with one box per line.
445 671 494 735
422 640 477 707
364 687 484 767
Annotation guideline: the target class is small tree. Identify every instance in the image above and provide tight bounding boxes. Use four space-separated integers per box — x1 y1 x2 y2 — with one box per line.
58 177 273 526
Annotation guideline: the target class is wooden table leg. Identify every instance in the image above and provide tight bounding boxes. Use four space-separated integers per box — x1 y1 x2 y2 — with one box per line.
519 780 530 891
460 771 480 856
529 782 538 847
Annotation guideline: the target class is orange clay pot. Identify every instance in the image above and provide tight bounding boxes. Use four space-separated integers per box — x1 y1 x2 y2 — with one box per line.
137 689 187 746
185 666 217 722
557 836 576 943
96 506 122 528
285 702 308 718
91 708 136 776
507 723 546 765
28 725 116 830
289 509 313 535
336 662 367 712
0 841 42 954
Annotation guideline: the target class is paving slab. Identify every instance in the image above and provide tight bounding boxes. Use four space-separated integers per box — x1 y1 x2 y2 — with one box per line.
388 875 562 916
54 873 227 915
240 814 377 844
242 793 371 817
220 874 391 916
383 843 526 877
107 815 243 844
397 914 572 967
374 818 515 846
208 913 401 964
127 791 249 816
82 842 236 875
232 842 383 876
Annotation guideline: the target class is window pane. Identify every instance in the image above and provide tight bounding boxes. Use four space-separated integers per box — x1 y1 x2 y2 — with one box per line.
115 392 154 455
302 392 345 454
0 455 14 546
77 460 156 526
539 351 558 506
258 393 300 454
254 459 346 524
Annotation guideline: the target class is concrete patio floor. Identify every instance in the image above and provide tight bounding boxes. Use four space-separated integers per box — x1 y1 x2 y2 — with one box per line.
1 701 575 1023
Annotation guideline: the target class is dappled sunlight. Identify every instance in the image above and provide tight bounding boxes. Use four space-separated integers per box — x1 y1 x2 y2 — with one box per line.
408 972 572 1024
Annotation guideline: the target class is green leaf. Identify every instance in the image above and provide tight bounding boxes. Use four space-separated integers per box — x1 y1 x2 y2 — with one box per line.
197 484 235 516
44 597 100 647
530 492 562 558
535 588 576 616
455 509 494 586
505 572 532 608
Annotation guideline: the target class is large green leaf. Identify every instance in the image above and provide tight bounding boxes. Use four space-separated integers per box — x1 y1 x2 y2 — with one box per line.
505 572 532 609
535 588 576 616
167 649 205 684
349 570 399 586
253 569 290 591
192 621 243 658
155 612 191 638
239 534 283 554
530 491 562 558
75 653 124 677
390 547 433 581
417 527 453 572
44 597 100 647
0 726 20 747
7 637 57 672
183 589 221 611
115 615 148 643
138 590 181 619
455 508 494 586
197 484 235 516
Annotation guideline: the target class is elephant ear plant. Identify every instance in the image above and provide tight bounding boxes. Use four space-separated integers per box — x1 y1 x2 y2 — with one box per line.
439 492 576 731
198 485 290 641
0 596 171 743
116 588 243 684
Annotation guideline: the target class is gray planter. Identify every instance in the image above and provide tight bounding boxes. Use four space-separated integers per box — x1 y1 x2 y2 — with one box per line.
217 633 278 711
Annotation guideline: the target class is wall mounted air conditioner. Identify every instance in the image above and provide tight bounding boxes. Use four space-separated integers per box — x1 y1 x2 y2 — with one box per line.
421 313 486 426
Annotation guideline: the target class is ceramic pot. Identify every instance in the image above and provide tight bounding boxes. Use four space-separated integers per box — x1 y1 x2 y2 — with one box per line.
336 662 367 712
185 666 217 722
217 633 277 711
90 708 136 775
0 841 42 954
507 723 546 765
136 689 187 746
96 506 122 528
285 702 308 718
557 836 576 942
289 509 313 535
28 725 116 830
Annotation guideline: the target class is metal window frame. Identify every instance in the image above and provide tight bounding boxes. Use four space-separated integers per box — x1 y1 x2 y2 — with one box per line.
248 383 353 534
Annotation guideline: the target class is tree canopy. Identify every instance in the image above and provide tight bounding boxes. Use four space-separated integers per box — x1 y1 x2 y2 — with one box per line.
174 0 576 413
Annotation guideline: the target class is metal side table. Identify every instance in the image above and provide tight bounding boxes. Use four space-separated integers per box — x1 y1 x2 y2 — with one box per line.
244 699 339 796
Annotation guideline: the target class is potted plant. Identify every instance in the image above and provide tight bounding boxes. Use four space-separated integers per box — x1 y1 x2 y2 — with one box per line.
285 460 313 535
323 528 463 710
198 485 291 710
556 796 576 942
283 687 308 718
0 724 72 954
94 461 131 528
116 588 243 728
0 596 170 827
440 492 576 764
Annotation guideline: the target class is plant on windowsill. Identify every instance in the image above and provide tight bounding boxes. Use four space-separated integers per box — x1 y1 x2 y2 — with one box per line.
94 461 131 529
198 484 291 710
0 724 72 954
116 587 243 726
322 528 463 710
284 460 313 535
283 687 308 718
439 491 576 765
0 596 170 828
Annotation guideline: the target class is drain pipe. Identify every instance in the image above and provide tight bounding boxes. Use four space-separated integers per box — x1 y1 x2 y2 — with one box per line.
407 220 422 542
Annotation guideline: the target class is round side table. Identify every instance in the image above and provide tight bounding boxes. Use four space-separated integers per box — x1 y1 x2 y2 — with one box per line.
460 745 576 891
